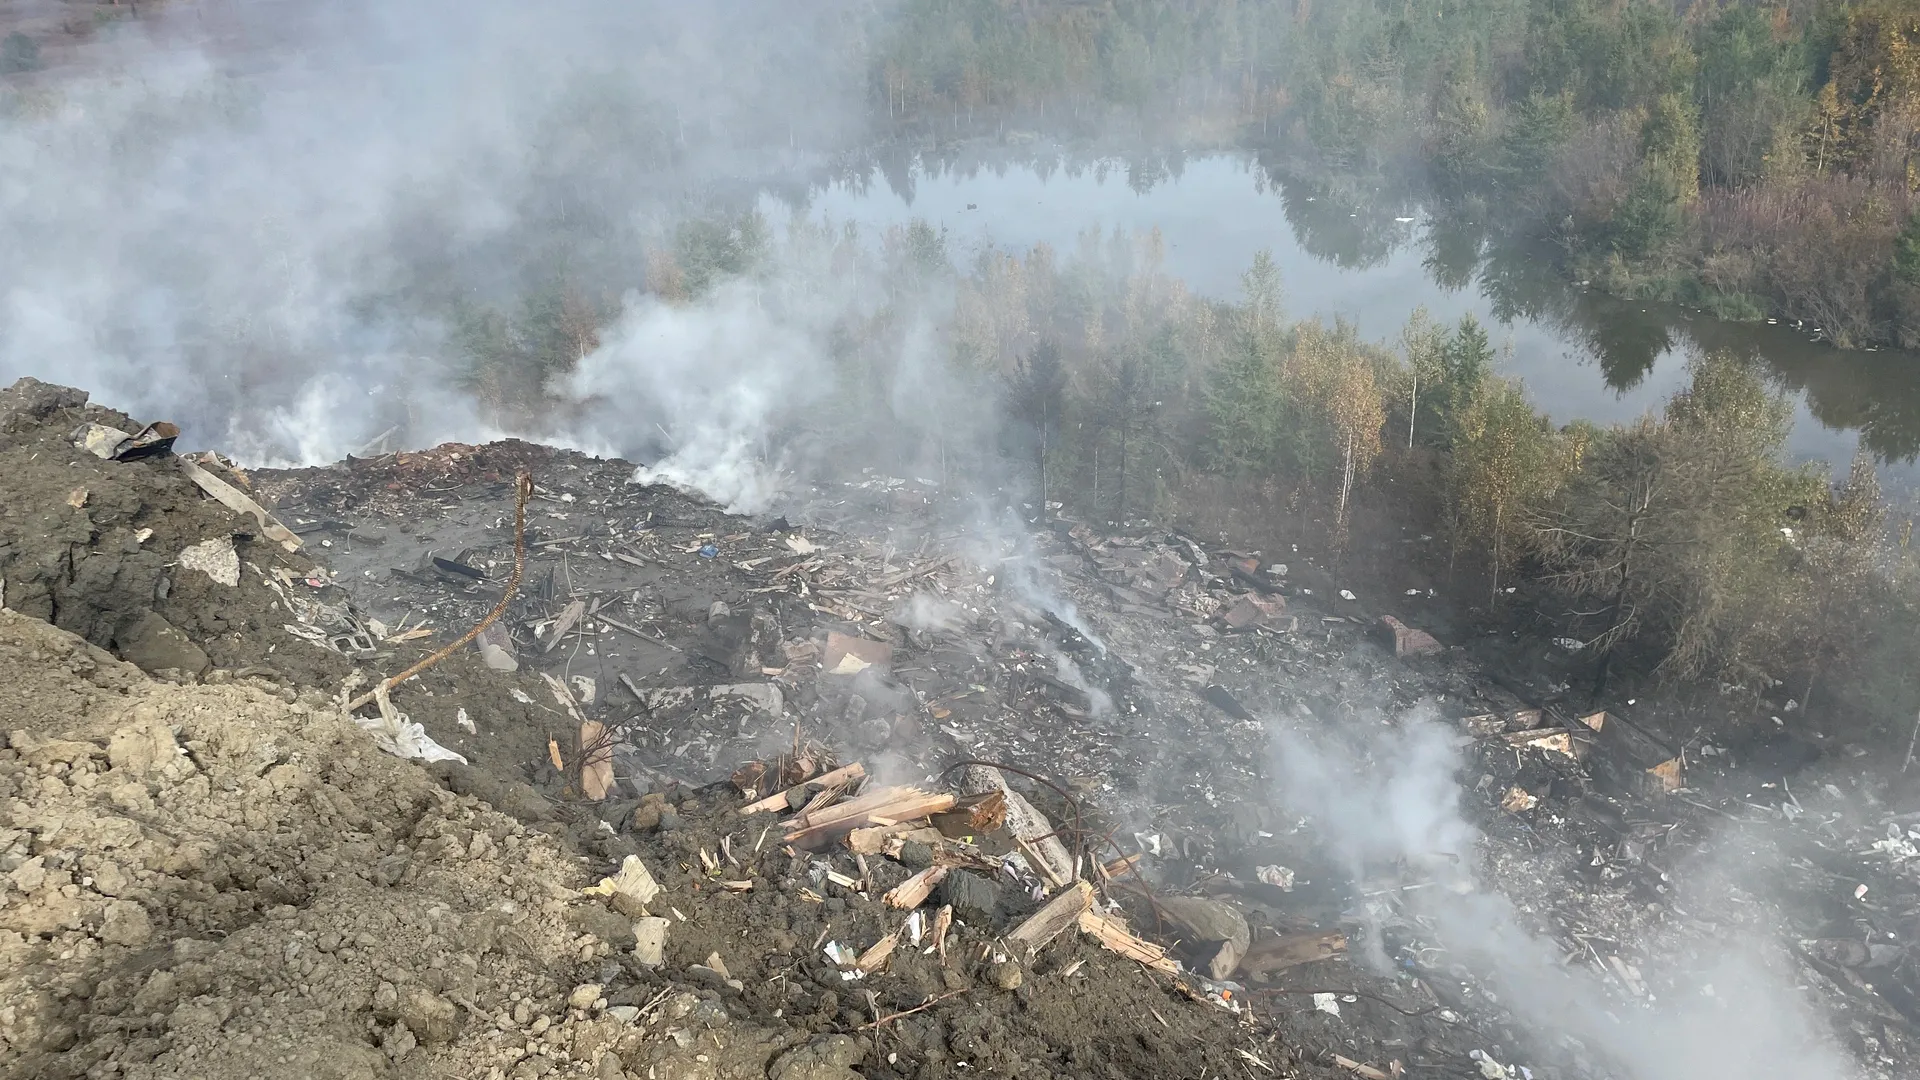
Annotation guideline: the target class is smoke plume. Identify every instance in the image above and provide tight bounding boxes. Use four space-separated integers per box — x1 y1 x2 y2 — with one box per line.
1270 706 1859 1080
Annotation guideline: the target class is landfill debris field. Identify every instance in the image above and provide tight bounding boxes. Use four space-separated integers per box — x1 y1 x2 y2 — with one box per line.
1 375 1917 1080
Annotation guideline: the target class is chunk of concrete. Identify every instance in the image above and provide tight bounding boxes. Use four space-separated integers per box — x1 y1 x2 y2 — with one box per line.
1157 896 1249 981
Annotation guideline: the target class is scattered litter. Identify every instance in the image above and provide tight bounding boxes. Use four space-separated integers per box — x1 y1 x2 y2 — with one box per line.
1313 992 1341 1016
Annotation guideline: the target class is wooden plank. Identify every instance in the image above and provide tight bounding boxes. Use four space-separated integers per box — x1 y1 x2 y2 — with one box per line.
1077 909 1180 975
884 866 948 910
787 789 957 850
740 762 865 815
1006 881 1093 958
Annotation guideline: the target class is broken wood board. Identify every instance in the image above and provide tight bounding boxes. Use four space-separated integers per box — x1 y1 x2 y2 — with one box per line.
177 457 303 552
543 599 588 653
955 764 1074 885
741 762 865 815
786 786 957 850
1078 909 1180 975
1330 1055 1392 1080
1501 726 1592 759
579 721 614 801
885 866 948 910
930 789 1007 838
1006 881 1092 958
855 932 899 974
820 631 893 675
792 784 951 829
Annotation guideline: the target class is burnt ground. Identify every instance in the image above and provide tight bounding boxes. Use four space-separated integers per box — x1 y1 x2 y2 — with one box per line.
1 376 1918 1079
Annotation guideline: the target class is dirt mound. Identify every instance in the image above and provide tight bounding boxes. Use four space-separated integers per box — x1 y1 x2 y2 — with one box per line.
0 607 1277 1080
0 378 337 684
0 608 615 1080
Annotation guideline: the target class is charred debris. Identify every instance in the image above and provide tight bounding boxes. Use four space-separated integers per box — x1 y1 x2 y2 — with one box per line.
1 377 1917 1079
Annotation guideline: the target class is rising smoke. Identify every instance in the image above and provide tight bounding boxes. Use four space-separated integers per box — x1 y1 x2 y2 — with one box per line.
0 0 870 464
1 8 1865 1076
1270 707 1859 1080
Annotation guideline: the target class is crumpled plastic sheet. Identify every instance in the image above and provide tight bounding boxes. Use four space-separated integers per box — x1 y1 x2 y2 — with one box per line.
353 709 468 765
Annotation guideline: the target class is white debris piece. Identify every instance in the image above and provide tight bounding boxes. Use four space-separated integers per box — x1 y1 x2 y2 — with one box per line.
1312 992 1340 1016
353 704 467 765
1470 1050 1511 1079
456 707 476 734
599 855 661 907
178 536 240 587
1255 865 1295 891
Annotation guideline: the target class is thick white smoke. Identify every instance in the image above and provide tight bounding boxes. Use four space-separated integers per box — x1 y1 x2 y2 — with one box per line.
0 0 866 462
1270 709 1859 1080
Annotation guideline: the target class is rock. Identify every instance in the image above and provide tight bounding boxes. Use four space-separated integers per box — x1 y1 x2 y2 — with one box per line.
937 871 1001 927
9 856 47 893
99 900 153 946
1157 896 1249 980
568 983 603 1010
987 961 1023 990
686 964 741 992
768 1034 865 1080
627 793 670 832
897 841 935 871
603 1006 640 1026
632 916 670 968
398 987 459 1046
108 722 189 777
11 731 101 768
113 610 209 678
565 904 636 950
1378 615 1442 658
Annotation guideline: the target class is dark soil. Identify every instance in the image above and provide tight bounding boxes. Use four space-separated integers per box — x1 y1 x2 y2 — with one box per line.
5 377 1917 1080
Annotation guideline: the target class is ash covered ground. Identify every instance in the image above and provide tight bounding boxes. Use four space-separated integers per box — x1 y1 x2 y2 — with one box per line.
0 377 1916 1080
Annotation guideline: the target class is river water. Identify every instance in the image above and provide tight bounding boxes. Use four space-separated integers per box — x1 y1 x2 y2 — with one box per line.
799 152 1920 489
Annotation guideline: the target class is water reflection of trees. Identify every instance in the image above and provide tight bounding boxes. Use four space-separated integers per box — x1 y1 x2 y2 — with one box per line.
812 146 1920 465
1423 212 1674 392
1679 320 1920 464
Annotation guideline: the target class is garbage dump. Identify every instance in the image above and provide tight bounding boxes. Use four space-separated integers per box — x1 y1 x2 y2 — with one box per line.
0 378 1912 1080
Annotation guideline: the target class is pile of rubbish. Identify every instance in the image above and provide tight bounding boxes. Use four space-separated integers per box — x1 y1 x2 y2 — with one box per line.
3 378 1918 1080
